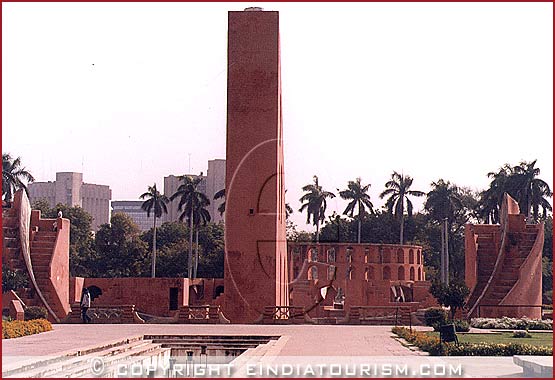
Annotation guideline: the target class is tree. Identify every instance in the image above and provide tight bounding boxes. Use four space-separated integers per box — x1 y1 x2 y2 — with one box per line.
2 153 35 201
430 279 470 319
214 188 226 216
32 202 96 277
140 183 169 278
192 200 211 279
94 213 149 277
339 177 374 243
298 175 335 243
511 160 552 221
379 171 424 244
170 175 210 279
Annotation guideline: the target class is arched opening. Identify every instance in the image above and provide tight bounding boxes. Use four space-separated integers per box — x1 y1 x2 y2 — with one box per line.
214 285 225 299
383 266 391 280
346 247 353 263
310 248 318 262
418 250 422 265
327 265 336 280
365 267 374 281
347 266 354 280
86 285 102 302
396 248 404 263
397 266 405 280
409 267 415 281
364 247 369 263
327 248 336 263
418 267 422 281
409 249 415 264
308 266 319 280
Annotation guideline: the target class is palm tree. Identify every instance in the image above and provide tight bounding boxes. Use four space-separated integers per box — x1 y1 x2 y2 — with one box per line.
425 179 463 283
379 171 424 244
170 175 210 279
140 184 169 278
511 160 552 221
2 153 35 202
192 204 211 279
214 188 225 216
339 177 374 243
299 176 335 243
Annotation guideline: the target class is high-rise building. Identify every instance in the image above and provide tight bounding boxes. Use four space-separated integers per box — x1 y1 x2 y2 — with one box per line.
28 172 111 231
111 200 155 231
163 159 225 224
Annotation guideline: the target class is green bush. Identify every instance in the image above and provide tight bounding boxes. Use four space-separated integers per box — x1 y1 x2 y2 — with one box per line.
424 307 448 328
24 306 48 321
453 319 470 332
2 268 29 292
391 327 552 356
512 330 532 338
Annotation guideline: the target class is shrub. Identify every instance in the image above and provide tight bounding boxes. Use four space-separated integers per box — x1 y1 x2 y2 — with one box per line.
24 306 48 321
2 268 29 292
453 319 470 332
471 317 553 330
424 308 448 328
2 319 52 339
391 327 552 356
512 330 532 338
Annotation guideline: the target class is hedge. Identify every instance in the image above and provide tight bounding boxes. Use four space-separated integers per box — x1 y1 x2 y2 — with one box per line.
2 319 53 339
471 317 553 330
392 326 552 356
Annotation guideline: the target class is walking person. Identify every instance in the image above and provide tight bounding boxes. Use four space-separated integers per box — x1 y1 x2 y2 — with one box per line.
81 287 92 323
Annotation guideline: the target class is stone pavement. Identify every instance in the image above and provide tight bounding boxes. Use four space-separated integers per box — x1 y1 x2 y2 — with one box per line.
2 324 528 377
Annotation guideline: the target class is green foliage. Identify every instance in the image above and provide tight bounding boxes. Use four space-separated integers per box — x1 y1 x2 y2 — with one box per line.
24 306 48 320
392 327 552 356
2 153 35 201
512 330 532 338
430 279 470 319
298 175 335 242
32 202 96 277
453 319 470 332
93 213 149 277
424 307 448 328
2 268 29 292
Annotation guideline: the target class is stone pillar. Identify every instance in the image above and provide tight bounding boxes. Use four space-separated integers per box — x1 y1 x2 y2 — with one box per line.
224 9 288 323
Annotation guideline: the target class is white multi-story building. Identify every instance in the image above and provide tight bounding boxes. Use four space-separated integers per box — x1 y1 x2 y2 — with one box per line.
28 172 111 231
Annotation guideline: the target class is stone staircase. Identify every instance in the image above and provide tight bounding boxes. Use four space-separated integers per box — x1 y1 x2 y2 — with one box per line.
2 337 170 378
482 231 537 305
466 232 497 310
2 207 25 272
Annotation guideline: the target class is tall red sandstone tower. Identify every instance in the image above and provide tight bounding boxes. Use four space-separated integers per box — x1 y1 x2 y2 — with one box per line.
224 9 288 323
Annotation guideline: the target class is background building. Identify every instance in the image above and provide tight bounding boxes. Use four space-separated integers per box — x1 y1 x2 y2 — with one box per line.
111 200 155 231
28 172 111 230
163 159 225 224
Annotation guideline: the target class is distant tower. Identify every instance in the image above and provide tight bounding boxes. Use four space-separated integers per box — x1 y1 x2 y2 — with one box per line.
224 9 288 323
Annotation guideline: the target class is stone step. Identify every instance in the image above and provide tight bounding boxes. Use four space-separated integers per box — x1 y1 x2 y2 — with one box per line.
31 247 53 255
31 240 55 248
3 338 152 378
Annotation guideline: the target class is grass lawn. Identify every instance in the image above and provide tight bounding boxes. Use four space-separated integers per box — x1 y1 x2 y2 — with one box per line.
426 331 553 347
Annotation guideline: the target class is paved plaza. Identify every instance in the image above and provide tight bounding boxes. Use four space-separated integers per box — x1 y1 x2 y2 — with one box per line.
2 324 532 377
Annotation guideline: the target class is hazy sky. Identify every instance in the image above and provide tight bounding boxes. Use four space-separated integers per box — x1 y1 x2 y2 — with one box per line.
2 2 553 230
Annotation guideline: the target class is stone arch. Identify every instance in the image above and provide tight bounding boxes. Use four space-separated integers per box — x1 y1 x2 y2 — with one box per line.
327 248 336 263
327 265 336 280
308 266 318 280
346 247 354 263
347 266 354 280
383 266 391 280
418 267 422 281
396 248 404 263
364 247 370 263
309 247 318 262
418 250 422 264
397 266 405 280
409 266 415 281
409 249 415 264
365 267 374 281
